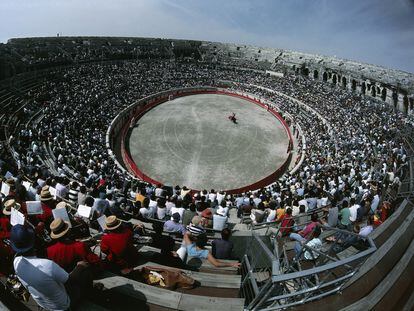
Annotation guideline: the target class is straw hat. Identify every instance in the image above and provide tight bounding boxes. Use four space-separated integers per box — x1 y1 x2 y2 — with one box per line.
56 201 72 213
105 215 122 231
5 178 15 188
50 218 70 239
40 189 53 201
3 199 21 216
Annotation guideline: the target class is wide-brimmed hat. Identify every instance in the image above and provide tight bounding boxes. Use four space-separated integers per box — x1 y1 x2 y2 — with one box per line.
10 224 35 254
50 218 70 239
105 215 122 230
186 224 205 236
41 185 50 191
5 178 15 188
56 201 72 213
40 189 53 201
3 199 21 216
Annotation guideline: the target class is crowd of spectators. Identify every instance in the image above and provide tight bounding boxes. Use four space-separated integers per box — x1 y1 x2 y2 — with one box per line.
0 57 411 309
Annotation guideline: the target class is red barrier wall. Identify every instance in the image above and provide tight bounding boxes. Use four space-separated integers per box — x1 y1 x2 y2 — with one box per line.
118 89 293 194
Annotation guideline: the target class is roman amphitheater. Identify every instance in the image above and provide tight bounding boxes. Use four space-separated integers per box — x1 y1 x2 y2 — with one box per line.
0 37 413 311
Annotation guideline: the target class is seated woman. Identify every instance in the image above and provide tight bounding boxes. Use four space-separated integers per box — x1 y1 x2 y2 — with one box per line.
182 231 240 269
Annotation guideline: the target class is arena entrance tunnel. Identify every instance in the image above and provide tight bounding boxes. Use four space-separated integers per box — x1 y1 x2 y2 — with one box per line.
107 87 293 194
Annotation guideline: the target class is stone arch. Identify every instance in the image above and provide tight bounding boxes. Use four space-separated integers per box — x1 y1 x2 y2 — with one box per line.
323 72 328 82
313 70 319 79
403 95 409 113
352 79 357 91
332 74 337 84
381 88 387 101
392 91 398 108
371 85 376 97
361 82 366 95
342 76 347 88
302 67 309 76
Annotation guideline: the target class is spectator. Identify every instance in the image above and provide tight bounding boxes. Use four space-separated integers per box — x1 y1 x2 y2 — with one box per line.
164 212 186 235
212 228 234 259
100 216 140 272
11 224 91 310
213 207 228 231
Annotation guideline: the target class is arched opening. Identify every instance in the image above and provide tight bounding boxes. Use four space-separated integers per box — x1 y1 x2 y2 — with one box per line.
409 98 414 111
403 95 409 113
352 79 357 91
328 72 332 79
313 70 319 79
342 77 347 88
381 88 387 101
361 82 366 95
371 85 376 97
302 67 309 76
323 72 328 82
392 91 398 108
377 86 381 94
332 74 337 84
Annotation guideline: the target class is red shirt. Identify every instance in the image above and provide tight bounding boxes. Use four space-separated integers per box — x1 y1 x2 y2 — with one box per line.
0 239 13 276
301 221 318 239
279 214 294 236
0 217 11 239
47 240 101 272
36 203 53 224
100 227 139 269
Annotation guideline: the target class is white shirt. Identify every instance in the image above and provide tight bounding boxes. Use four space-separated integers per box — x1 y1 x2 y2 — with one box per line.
359 225 373 237
216 193 225 205
208 193 217 202
139 207 153 219
156 206 167 220
170 207 185 222
371 195 380 213
349 204 360 222
14 256 70 311
266 210 276 222
213 214 228 231
304 238 322 260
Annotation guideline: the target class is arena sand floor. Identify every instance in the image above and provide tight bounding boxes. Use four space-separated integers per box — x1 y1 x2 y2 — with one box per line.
128 93 290 191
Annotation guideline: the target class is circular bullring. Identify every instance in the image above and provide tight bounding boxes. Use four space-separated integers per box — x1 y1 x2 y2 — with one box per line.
124 90 292 192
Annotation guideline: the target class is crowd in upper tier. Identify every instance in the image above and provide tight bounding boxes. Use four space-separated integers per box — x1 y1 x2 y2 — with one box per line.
0 59 412 310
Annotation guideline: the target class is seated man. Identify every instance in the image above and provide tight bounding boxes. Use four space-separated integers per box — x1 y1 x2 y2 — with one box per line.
100 216 140 272
47 218 102 272
10 224 91 310
213 207 228 231
163 212 186 235
293 226 322 260
211 228 233 259
150 222 186 269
